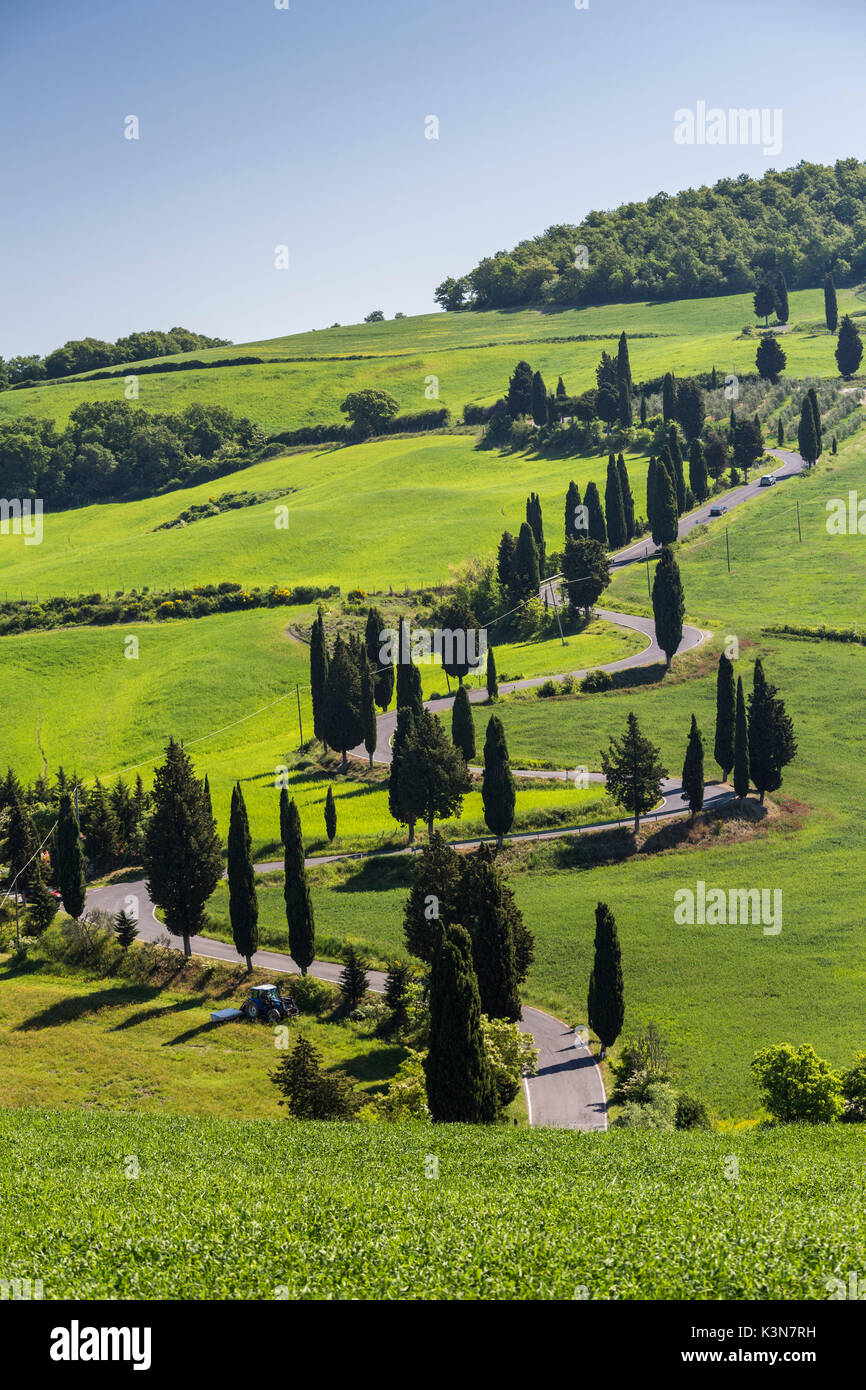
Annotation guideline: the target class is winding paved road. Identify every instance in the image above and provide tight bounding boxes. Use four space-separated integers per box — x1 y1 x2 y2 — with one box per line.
87 447 810 1133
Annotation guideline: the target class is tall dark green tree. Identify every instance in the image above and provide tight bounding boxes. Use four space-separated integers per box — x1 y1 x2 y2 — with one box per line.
309 608 329 749
807 387 823 455
556 375 567 399
797 394 819 467
777 417 784 446
486 645 498 702
83 780 119 869
526 492 546 575
747 659 797 804
562 536 610 616
514 521 541 597
733 676 750 803
451 684 476 762
54 791 86 920
506 360 534 418
601 712 667 833
338 945 369 1012
401 710 470 839
583 480 607 546
227 782 258 972
389 706 417 844
714 652 736 780
836 315 863 379
645 456 657 532
144 738 223 958
668 428 686 512
497 531 517 598
402 830 463 961
394 620 424 721
324 784 337 842
425 924 498 1123
754 280 776 327
281 790 315 974
688 438 709 502
365 605 394 712
662 371 677 422
616 453 635 538
616 331 632 395
756 334 786 383
5 784 38 901
531 371 548 427
323 633 363 771
733 416 763 478
565 479 582 543
651 464 678 547
824 271 838 333
774 270 789 325
587 902 624 1060
482 715 516 848
462 846 521 1022
639 394 647 426
676 379 705 442
359 647 377 767
114 908 138 949
604 454 627 549
681 714 705 819
652 545 685 670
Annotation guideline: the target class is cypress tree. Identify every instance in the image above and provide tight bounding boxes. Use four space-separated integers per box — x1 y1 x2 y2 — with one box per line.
27 871 57 936
83 779 120 869
617 378 632 428
281 791 315 973
774 270 789 325
451 684 476 762
616 330 632 395
676 379 706 442
394 620 424 721
714 653 736 780
383 961 411 1030
584 480 607 546
777 417 784 447
807 387 822 455
323 634 363 771
565 479 582 542
486 645 498 702
324 784 337 842
754 280 776 327
733 676 750 803
587 902 624 1060
482 715 516 848
756 333 786 383
681 714 704 819
338 945 369 1012
747 659 797 804
645 456 657 532
652 545 684 670
389 706 417 843
617 453 635 538
639 394 647 426
729 405 737 442
651 463 678 547
531 371 547 427
111 908 137 949
228 782 258 972
365 605 394 711
604 454 627 549
526 492 546 575
144 738 222 958
309 608 329 749
425 923 498 1123
832 435 837 454
462 846 521 1022
556 375 567 399
824 271 838 333
797 395 819 467
497 531 517 598
401 710 470 839
514 521 541 596
688 438 708 502
54 791 86 920
601 712 667 833
402 829 463 961
836 315 863 379
668 428 686 512
662 371 677 422
359 648 377 768
506 360 534 418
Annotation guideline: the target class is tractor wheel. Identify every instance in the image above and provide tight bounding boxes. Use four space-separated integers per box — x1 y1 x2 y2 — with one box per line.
266 1008 281 1023
243 1002 258 1020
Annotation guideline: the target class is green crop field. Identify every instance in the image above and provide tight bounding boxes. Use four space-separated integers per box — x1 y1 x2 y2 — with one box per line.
0 286 860 435
1 1107 863 1299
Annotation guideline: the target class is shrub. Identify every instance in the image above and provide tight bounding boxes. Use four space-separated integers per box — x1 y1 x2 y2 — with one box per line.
750 1043 845 1123
581 669 613 693
536 680 558 699
675 1094 711 1130
289 973 335 1014
614 1082 678 1130
375 1050 430 1121
480 1015 538 1109
841 1052 866 1122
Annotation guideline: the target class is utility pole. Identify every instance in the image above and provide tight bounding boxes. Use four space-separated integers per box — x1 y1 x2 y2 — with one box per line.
725 528 731 573
295 684 304 748
548 578 566 647
796 500 802 543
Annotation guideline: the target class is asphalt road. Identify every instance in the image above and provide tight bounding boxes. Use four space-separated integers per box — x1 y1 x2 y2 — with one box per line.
86 448 808 1133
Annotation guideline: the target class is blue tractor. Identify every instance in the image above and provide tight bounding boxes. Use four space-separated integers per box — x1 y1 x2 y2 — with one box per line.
241 984 298 1023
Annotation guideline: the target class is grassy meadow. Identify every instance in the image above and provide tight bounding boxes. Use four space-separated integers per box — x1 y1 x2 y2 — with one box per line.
0 286 860 434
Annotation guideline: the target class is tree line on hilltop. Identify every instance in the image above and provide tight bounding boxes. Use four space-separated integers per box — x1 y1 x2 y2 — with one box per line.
0 327 230 388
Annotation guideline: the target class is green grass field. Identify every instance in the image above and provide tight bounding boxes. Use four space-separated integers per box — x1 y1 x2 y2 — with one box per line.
0 951 404 1119
0 286 860 434
1 1107 862 1298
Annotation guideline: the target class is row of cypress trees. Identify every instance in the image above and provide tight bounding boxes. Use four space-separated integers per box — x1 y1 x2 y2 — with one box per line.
713 654 797 803
225 781 316 974
309 608 379 770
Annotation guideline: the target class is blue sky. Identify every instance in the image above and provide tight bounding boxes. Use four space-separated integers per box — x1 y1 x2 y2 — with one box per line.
1 0 864 356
